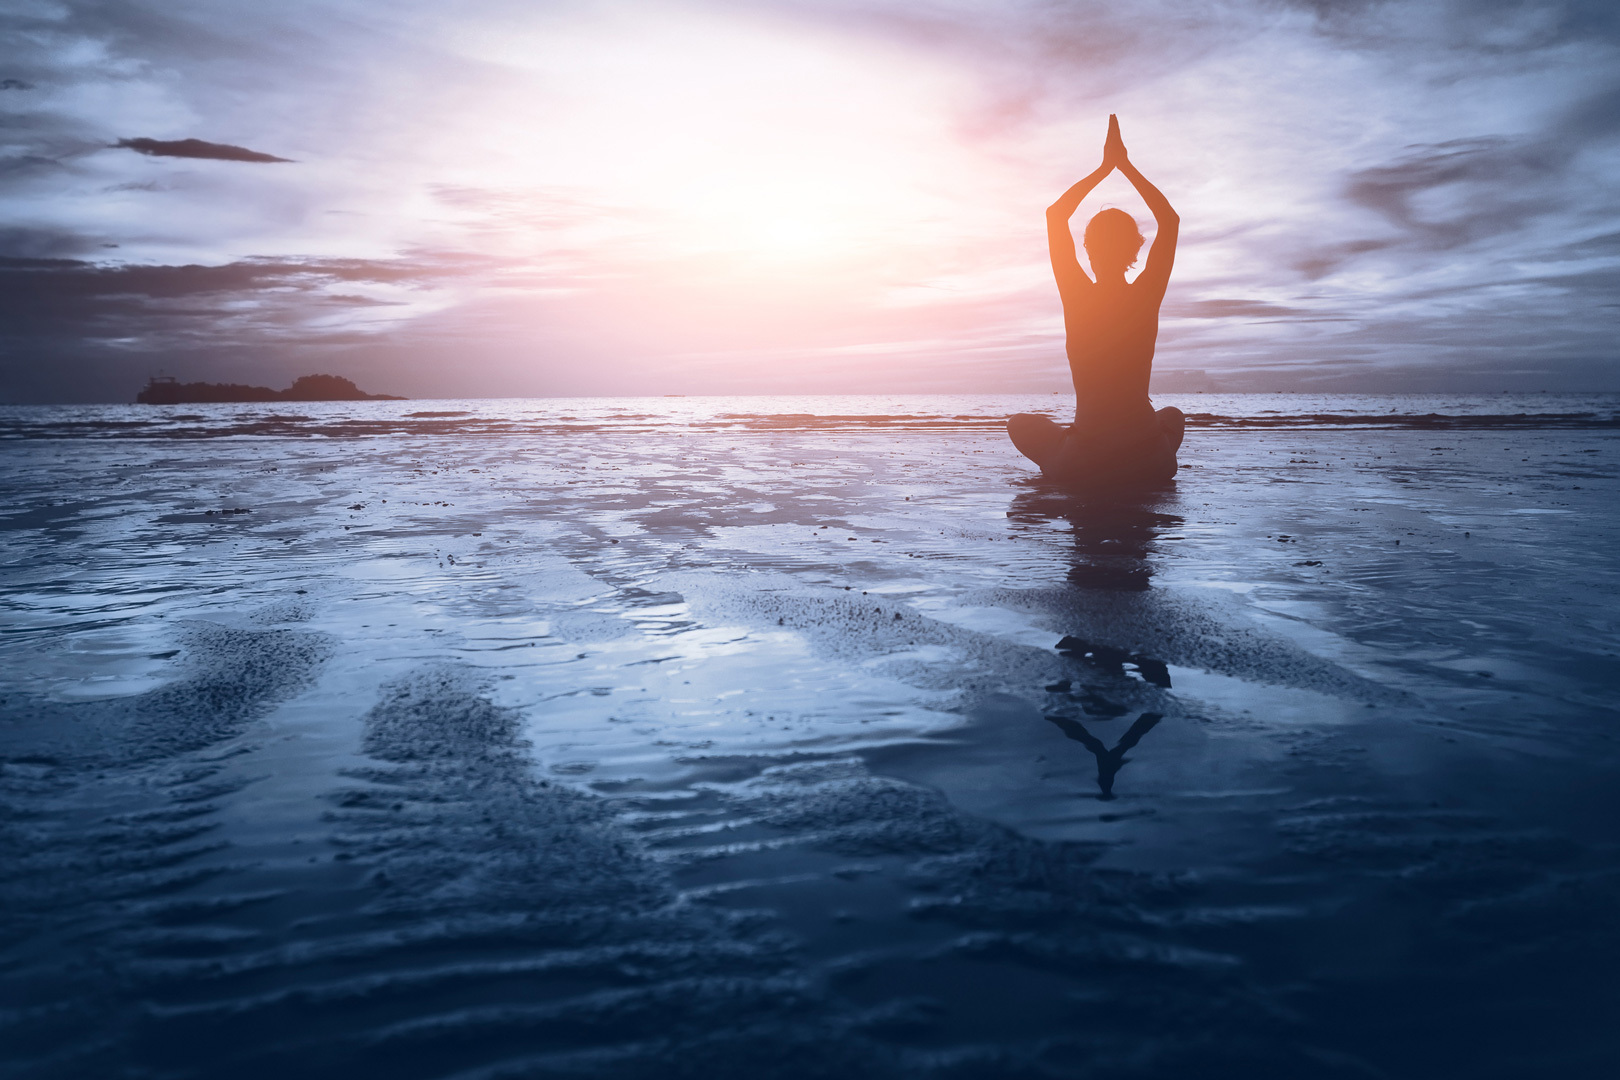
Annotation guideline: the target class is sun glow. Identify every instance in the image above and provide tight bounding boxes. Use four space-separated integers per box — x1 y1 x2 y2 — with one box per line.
422 6 1002 273
14 0 1603 401
223 0 1087 395
758 217 830 255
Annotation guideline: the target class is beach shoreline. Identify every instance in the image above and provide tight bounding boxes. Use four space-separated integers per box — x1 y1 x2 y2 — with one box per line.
2 396 1617 1078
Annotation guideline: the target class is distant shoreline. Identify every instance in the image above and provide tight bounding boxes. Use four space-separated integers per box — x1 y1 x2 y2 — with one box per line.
136 373 402 404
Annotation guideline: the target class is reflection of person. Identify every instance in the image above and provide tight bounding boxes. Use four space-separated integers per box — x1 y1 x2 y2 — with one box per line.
1007 489 1183 591
1010 115 1184 489
1046 711 1163 800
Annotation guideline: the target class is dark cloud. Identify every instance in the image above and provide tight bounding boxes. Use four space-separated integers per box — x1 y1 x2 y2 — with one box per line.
1555 82 1620 141
0 226 99 260
3 0 318 73
114 137 292 163
1291 86 1596 294
4 253 411 287
1344 137 1553 249
0 155 68 181
1165 255 1620 391
0 255 446 355
0 78 34 90
1276 0 1620 50
1554 230 1620 257
0 252 485 403
1448 0 1620 48
1293 239 1397 281
1338 78 1620 260
1167 299 1312 319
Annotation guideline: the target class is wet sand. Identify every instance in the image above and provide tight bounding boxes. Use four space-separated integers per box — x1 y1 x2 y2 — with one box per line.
2 396 1618 1078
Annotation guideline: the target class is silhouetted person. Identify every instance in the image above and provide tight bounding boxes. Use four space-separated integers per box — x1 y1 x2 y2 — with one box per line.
1010 115 1183 489
1046 711 1162 800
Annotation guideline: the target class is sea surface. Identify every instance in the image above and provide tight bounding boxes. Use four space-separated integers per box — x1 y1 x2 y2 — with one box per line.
2 393 1618 1079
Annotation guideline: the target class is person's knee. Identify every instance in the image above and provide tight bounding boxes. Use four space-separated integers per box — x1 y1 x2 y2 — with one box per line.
1008 413 1052 446
1156 406 1185 453
1008 413 1045 435
1008 413 1061 465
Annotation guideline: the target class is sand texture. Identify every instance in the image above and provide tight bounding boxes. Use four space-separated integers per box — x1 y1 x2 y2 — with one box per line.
2 394 1617 1079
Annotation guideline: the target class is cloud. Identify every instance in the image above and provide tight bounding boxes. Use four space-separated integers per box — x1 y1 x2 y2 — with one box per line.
1277 0 1620 51
0 78 34 90
1553 81 1620 142
1167 299 1312 319
2 0 1617 398
0 253 465 358
1292 240 1398 281
114 137 292 163
1329 75 1620 274
0 226 98 260
0 250 497 402
0 155 68 181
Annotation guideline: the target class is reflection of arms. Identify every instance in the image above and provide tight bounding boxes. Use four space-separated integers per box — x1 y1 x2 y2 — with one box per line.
1046 713 1108 755
1049 711 1162 759
1111 712 1163 755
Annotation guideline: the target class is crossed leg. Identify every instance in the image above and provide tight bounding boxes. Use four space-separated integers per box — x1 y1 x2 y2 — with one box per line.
1007 412 1068 469
1008 406 1186 482
1156 405 1185 454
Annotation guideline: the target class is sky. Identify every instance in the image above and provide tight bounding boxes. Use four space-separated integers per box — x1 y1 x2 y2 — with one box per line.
1 0 1617 402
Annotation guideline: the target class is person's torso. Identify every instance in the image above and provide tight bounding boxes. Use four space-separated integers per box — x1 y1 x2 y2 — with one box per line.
1060 282 1164 427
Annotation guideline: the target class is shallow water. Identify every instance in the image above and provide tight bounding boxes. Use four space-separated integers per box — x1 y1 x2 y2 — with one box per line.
2 395 1618 1078
1 391 1616 440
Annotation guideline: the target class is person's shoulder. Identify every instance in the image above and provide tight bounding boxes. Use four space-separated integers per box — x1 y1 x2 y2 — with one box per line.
1056 273 1093 300
1128 272 1170 299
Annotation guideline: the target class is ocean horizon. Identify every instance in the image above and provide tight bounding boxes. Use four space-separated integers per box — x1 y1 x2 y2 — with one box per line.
4 391 1619 440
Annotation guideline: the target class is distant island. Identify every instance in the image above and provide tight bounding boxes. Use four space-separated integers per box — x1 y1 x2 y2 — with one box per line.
136 373 404 404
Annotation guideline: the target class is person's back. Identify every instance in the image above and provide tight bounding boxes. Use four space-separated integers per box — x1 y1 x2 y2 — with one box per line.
1009 116 1184 489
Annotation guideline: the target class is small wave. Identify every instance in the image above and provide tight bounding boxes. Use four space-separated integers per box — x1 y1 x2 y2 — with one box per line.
1184 411 1620 431
0 400 1614 440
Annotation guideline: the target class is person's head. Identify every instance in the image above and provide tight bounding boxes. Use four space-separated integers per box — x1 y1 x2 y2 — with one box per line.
1083 208 1144 277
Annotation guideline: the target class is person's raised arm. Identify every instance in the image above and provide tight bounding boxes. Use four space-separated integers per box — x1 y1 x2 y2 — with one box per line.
1047 132 1113 292
1111 120 1179 294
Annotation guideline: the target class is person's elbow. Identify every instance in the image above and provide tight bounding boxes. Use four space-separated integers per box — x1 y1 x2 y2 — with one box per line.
1046 203 1069 221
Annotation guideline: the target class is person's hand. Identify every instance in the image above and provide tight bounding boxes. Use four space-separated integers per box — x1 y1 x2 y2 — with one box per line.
1103 114 1128 169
